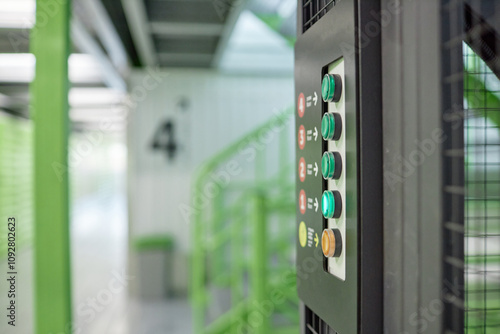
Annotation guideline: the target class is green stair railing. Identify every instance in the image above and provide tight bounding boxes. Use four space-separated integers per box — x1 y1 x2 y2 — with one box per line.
191 107 299 334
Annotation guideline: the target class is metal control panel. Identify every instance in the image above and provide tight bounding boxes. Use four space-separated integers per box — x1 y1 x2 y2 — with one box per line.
295 1 383 333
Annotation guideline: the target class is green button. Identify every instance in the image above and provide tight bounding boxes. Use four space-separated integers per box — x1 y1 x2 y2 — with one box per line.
321 191 336 218
321 75 332 101
321 74 342 102
321 113 336 140
321 152 336 179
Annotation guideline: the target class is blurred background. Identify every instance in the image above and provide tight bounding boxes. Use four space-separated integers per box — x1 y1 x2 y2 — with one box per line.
0 0 299 333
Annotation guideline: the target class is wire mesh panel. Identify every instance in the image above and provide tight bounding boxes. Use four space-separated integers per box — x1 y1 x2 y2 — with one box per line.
463 43 500 333
442 0 500 332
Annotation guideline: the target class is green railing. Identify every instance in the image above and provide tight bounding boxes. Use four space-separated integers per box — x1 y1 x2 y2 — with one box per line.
191 107 299 334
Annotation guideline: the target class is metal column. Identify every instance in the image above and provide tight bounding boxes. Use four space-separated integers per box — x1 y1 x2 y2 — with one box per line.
31 0 72 333
381 0 445 333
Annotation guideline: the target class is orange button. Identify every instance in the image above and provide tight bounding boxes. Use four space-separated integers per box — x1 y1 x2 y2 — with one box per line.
321 228 342 258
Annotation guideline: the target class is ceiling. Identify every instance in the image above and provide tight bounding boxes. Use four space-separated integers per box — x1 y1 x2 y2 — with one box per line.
109 0 296 68
115 0 247 68
0 0 296 121
0 0 296 70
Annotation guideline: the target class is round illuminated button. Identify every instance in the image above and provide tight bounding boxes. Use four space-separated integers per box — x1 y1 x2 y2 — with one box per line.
321 228 342 258
321 152 342 180
321 113 341 141
321 113 335 140
321 74 342 102
321 190 342 219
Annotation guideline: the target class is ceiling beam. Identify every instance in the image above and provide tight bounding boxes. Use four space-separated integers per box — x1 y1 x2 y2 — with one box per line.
158 52 213 63
150 22 224 36
121 0 157 66
71 18 127 91
74 0 129 75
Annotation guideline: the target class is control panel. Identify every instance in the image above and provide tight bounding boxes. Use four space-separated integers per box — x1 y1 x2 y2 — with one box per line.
295 1 383 333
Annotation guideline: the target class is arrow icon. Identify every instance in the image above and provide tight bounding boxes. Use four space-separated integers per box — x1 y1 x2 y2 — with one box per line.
314 197 318 212
314 233 319 247
313 91 318 106
306 95 312 107
313 127 318 141
313 162 318 176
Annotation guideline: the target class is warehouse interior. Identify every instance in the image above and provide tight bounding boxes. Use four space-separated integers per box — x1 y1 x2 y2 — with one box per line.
0 0 499 334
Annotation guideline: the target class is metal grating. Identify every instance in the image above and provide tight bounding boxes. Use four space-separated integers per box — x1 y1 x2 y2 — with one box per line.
463 42 500 333
302 0 336 33
304 306 337 334
442 0 500 332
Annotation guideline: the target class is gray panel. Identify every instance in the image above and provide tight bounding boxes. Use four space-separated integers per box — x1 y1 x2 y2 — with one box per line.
381 0 445 333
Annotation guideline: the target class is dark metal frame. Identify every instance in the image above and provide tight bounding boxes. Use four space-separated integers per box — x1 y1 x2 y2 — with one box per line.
442 1 465 333
381 0 449 333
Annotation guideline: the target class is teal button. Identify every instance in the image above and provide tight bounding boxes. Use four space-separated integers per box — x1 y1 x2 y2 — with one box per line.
321 113 336 140
321 152 335 179
322 75 332 101
322 190 341 218
321 191 336 218
321 74 342 102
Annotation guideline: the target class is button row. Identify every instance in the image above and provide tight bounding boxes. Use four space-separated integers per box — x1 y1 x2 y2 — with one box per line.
321 73 344 259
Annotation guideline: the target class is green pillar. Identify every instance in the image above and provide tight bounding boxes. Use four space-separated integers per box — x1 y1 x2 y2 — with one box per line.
31 0 72 333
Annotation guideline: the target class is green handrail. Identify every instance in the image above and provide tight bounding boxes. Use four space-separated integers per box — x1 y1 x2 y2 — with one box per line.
191 107 298 334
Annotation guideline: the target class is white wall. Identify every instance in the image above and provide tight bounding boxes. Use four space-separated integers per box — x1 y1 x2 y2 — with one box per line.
127 68 294 253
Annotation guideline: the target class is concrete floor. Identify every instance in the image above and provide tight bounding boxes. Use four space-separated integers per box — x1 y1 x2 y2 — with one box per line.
0 187 191 334
71 189 192 334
